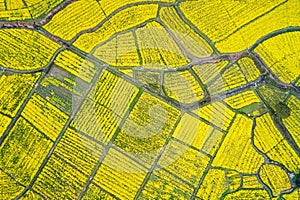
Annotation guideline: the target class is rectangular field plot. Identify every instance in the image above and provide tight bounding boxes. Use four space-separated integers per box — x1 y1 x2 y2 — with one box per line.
201 129 224 156
237 57 261 82
212 114 264 173
0 29 60 70
93 148 148 200
0 1 5 10
138 168 194 199
54 128 104 176
21 94 68 141
172 113 223 156
0 117 52 185
136 21 189 68
0 73 40 117
163 70 205 104
82 183 116 200
37 76 76 116
37 65 89 115
196 169 240 200
93 31 140 67
0 114 11 138
6 0 24 10
224 90 261 109
254 113 284 153
33 154 88 199
72 70 139 144
54 50 97 83
71 99 123 145
172 113 214 149
113 92 181 167
242 175 263 189
0 170 25 199
157 140 210 187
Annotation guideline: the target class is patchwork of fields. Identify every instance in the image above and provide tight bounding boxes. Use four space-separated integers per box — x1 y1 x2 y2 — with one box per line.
0 0 299 199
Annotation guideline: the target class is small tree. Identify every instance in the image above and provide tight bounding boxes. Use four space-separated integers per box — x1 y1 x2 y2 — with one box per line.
275 102 291 119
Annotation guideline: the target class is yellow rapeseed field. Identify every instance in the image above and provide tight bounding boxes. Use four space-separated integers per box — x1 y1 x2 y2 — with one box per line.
172 113 214 150
282 188 300 200
82 183 116 200
54 50 97 83
259 164 291 196
208 64 248 95
163 70 205 104
136 21 189 68
242 175 264 189
193 101 236 131
100 0 175 17
160 6 213 58
140 168 193 199
0 73 40 116
114 92 180 167
6 0 24 10
54 128 104 176
223 189 270 199
224 90 261 109
93 32 140 67
0 0 299 199
254 114 284 153
74 4 158 52
216 0 300 52
33 154 89 199
193 60 229 85
0 0 64 21
158 140 210 187
72 70 139 144
283 95 300 146
237 57 261 82
28 0 65 19
267 140 300 173
196 169 229 199
0 114 11 138
0 29 60 70
21 94 68 141
0 170 25 199
0 118 53 185
43 0 106 41
212 114 264 173
172 113 224 157
180 0 284 50
94 148 148 200
254 32 300 83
